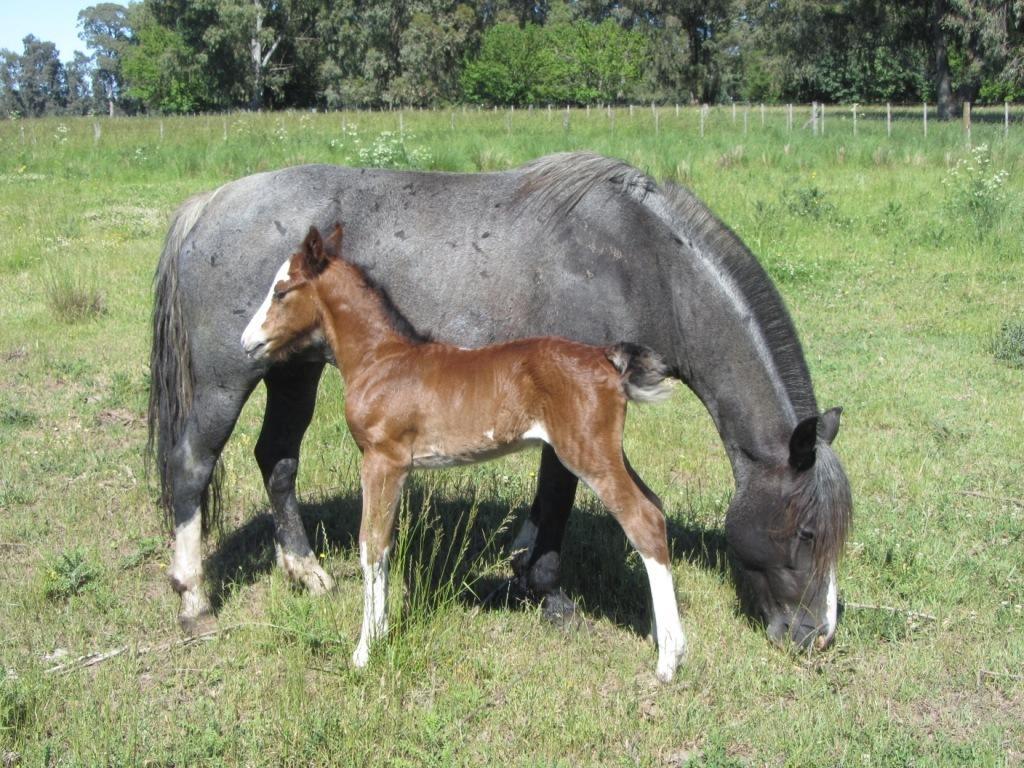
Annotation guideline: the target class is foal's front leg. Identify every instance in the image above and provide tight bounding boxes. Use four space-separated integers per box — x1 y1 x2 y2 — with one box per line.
352 451 408 668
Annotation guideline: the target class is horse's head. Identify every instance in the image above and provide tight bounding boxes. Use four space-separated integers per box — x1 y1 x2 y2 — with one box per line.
241 224 342 360
725 407 851 650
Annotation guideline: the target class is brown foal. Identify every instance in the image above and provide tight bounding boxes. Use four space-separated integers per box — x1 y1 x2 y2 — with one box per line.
241 224 687 682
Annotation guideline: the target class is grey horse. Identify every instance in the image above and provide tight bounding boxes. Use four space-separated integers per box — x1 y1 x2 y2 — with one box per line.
148 152 851 655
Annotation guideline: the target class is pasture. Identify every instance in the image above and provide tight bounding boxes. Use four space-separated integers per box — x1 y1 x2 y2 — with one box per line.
1 107 1022 765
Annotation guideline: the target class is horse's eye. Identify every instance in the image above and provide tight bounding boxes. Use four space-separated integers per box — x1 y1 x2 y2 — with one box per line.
273 290 286 301
797 528 814 542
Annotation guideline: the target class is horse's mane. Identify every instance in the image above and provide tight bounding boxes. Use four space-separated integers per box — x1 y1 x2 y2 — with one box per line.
515 152 818 421
791 444 853 575
515 153 849 563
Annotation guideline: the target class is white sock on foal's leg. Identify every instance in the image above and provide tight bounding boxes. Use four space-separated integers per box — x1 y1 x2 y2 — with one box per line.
641 554 687 683
352 542 389 668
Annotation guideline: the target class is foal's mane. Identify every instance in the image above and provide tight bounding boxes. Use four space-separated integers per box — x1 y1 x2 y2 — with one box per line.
321 231 432 345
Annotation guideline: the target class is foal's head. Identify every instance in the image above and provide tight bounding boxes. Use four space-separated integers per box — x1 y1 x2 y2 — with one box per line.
241 224 342 361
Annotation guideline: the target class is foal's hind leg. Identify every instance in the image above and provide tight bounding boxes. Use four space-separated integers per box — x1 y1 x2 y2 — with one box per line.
255 363 334 595
557 437 686 682
167 383 252 635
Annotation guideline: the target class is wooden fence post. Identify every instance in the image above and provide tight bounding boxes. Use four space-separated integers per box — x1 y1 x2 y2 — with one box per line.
963 101 971 146
700 104 705 138
743 105 748 135
760 103 765 127
1006 101 1011 138
923 102 928 137
886 103 891 138
821 102 826 134
811 102 818 136
852 103 858 136
788 103 793 132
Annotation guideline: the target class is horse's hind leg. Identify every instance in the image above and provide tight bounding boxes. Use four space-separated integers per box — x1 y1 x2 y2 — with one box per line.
168 383 252 635
255 362 334 595
511 445 579 620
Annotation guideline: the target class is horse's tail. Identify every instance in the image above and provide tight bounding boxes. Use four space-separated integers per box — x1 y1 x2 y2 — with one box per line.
147 190 221 533
605 342 674 404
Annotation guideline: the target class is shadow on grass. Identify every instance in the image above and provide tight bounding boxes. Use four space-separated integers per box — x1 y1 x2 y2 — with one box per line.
204 483 736 638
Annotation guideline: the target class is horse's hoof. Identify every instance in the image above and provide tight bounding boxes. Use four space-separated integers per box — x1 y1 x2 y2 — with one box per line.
541 589 585 628
277 548 335 595
179 609 217 637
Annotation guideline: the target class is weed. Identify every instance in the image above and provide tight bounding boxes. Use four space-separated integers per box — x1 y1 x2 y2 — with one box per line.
42 550 100 601
943 143 1012 228
42 263 106 323
991 317 1024 367
784 185 836 221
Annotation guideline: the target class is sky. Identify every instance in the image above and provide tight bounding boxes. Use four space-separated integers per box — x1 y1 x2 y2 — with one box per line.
0 0 94 61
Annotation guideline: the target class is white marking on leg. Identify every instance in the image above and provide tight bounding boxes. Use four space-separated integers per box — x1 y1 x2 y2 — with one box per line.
521 423 550 443
352 542 389 668
241 258 291 353
641 554 687 683
170 511 202 592
484 429 495 440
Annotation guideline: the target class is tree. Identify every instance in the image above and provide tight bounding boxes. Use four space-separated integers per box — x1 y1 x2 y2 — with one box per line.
0 36 68 117
78 3 133 114
461 20 647 104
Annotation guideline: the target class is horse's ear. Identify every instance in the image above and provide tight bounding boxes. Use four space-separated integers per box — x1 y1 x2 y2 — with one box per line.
301 225 329 275
788 415 818 472
322 223 343 260
818 407 842 444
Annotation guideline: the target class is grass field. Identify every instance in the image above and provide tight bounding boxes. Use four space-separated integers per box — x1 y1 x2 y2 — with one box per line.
1 106 1022 766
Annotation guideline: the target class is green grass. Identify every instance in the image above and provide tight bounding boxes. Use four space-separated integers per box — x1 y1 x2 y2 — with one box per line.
0 106 1022 765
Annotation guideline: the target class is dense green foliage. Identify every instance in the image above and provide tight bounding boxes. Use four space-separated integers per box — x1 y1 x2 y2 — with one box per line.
1 0 1023 115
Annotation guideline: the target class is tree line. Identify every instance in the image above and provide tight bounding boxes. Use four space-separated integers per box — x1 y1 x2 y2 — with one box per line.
2 0 1022 120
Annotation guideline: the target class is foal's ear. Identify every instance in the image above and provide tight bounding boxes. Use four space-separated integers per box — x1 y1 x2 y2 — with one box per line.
788 415 818 472
323 222 343 260
818 406 842 444
301 225 329 276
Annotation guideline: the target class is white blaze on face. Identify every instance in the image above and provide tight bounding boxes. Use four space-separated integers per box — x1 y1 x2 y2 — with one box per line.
241 258 292 355
823 568 838 640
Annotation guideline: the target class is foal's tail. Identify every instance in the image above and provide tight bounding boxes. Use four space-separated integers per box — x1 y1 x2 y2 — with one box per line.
605 342 674 404
147 190 220 533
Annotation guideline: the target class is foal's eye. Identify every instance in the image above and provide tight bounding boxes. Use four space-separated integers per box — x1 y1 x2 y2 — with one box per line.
273 290 286 302
797 528 814 542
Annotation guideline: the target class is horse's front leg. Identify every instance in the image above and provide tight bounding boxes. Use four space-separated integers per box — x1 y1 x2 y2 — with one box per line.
511 445 579 621
255 364 334 595
352 450 408 668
